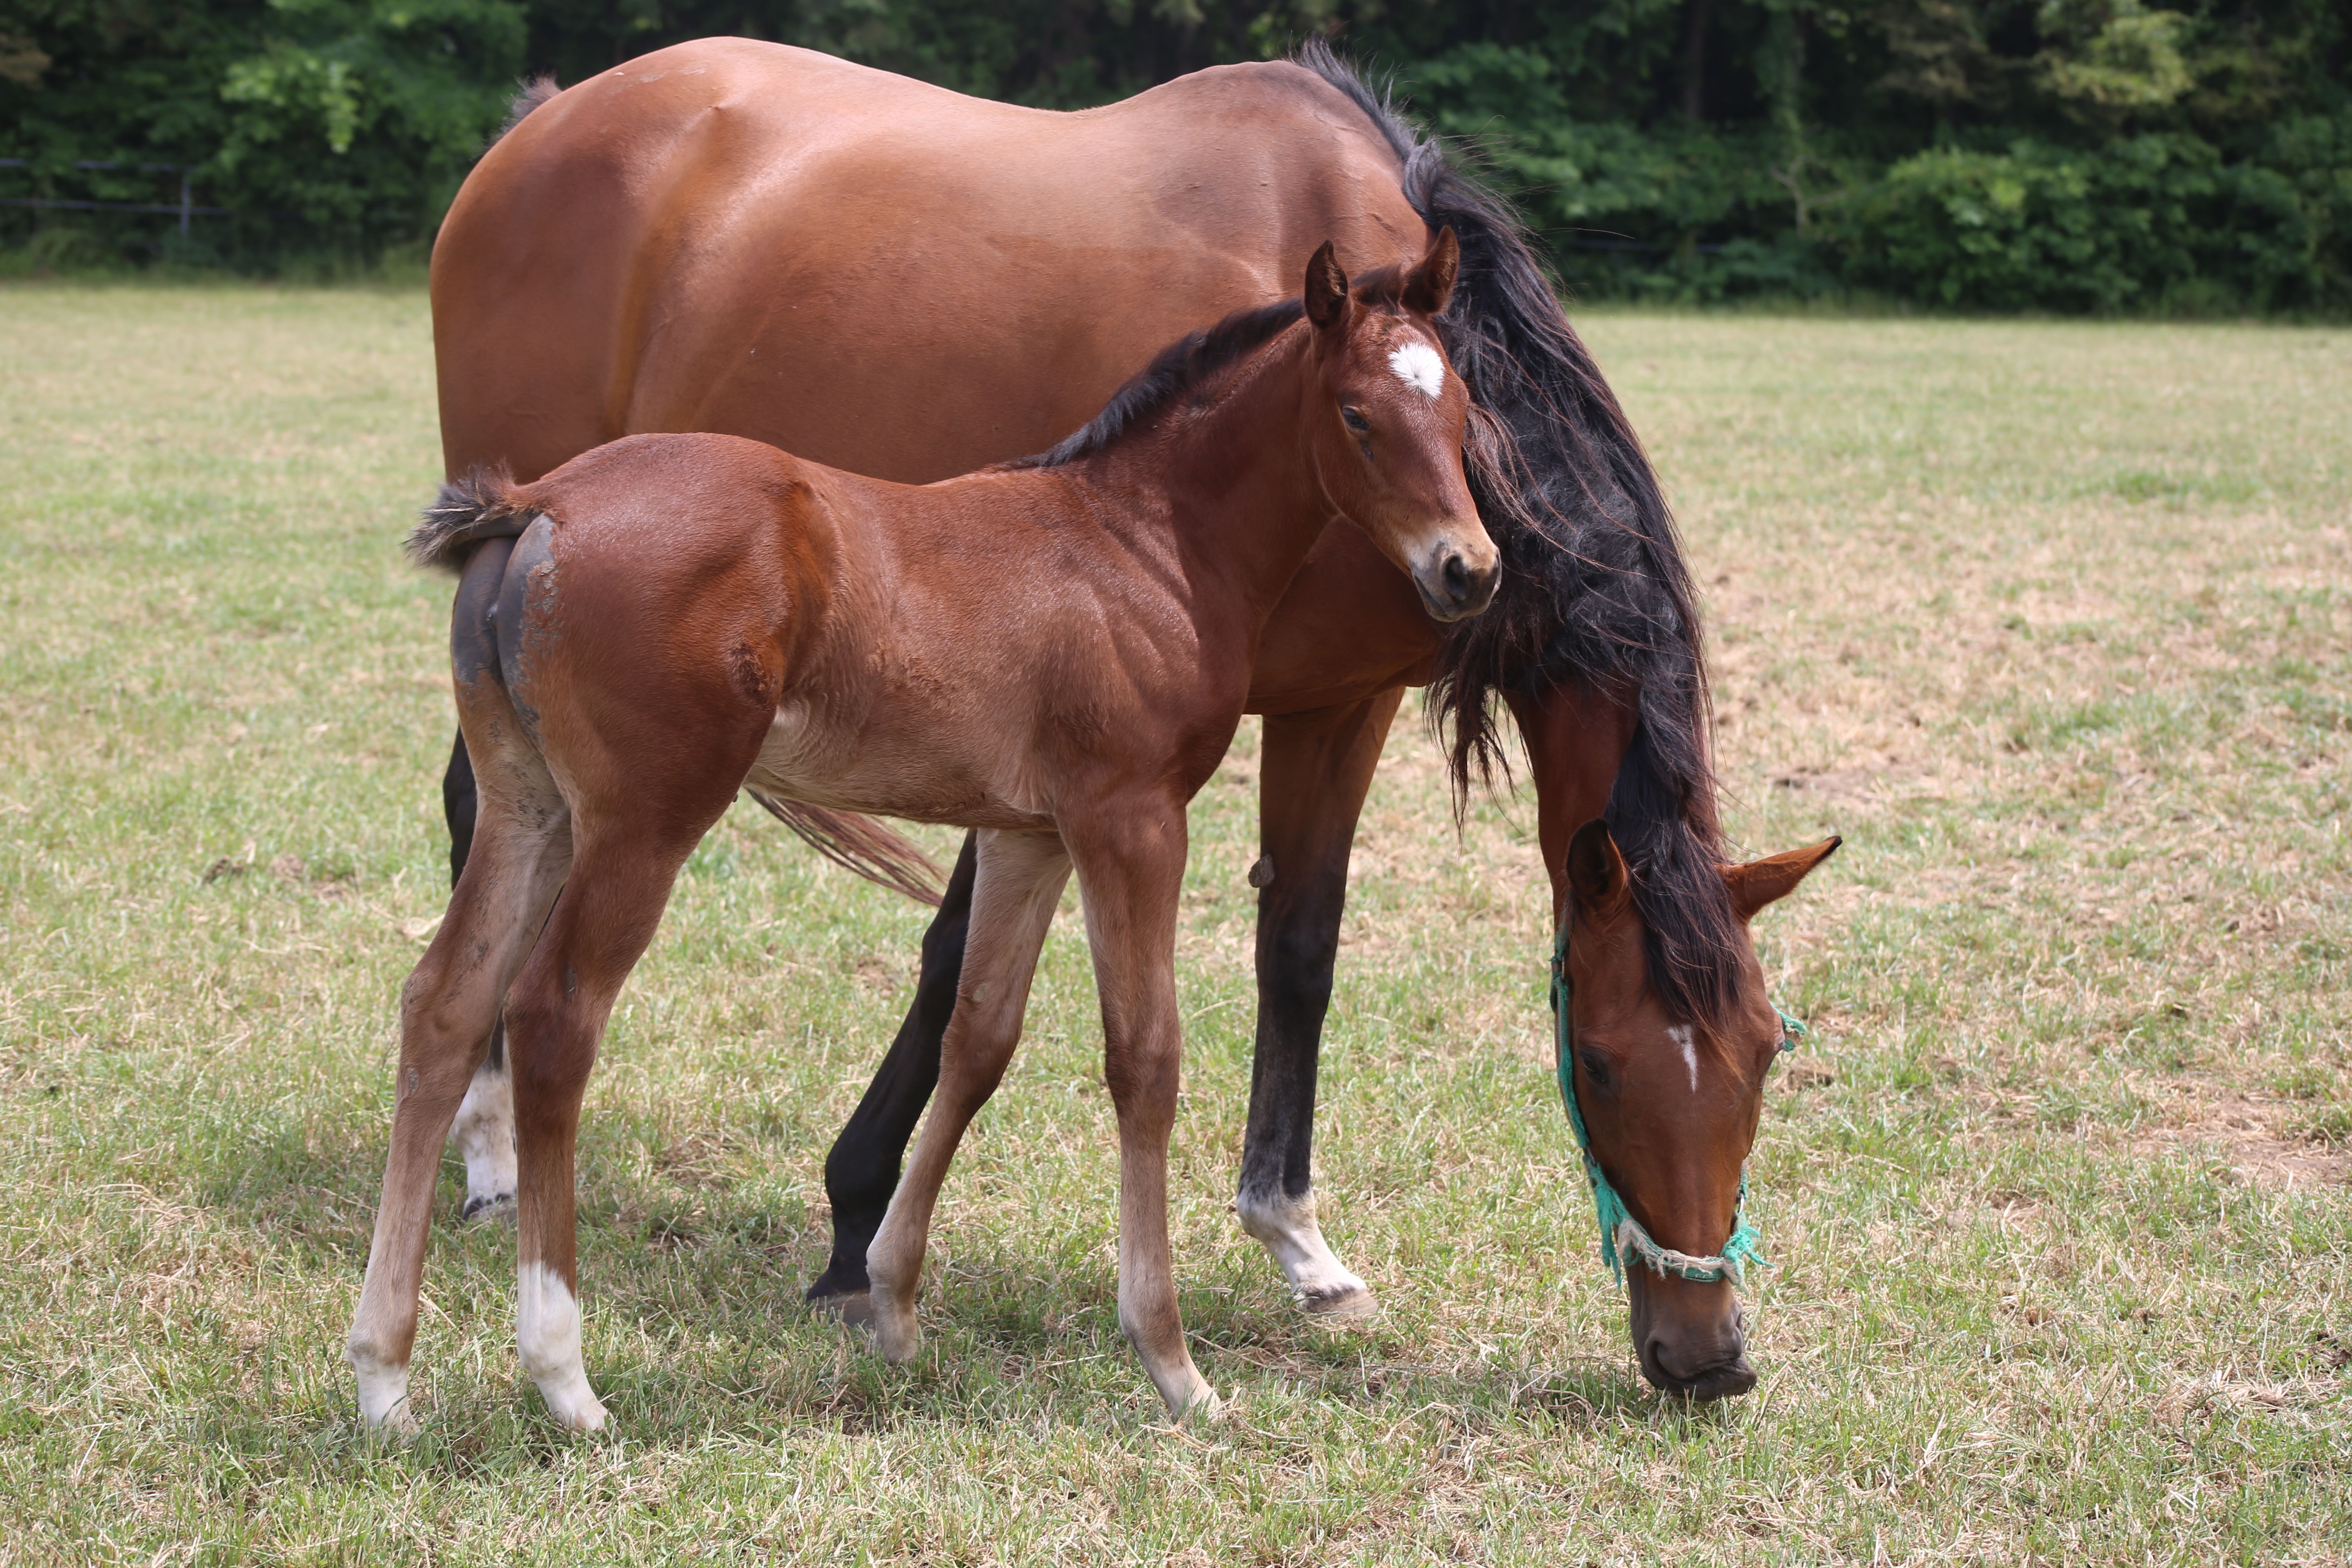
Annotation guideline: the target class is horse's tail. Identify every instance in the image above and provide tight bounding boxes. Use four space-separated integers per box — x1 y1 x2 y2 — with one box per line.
746 792 946 907
410 468 537 572
489 76 561 151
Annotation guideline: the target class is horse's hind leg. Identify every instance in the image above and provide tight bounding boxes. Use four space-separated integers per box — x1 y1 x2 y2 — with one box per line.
1235 692 1400 1321
444 720 521 1226
347 703 572 1430
866 830 1071 1364
450 1029 517 1223
806 832 980 1319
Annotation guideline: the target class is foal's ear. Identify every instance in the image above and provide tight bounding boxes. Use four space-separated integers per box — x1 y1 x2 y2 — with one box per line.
1403 227 1460 317
1566 818 1630 913
1304 241 1352 332
1723 836 1842 922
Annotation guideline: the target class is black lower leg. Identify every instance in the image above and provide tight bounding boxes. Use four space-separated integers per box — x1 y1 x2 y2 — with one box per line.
1237 873 1347 1211
443 729 478 889
806 831 980 1301
444 730 503 1075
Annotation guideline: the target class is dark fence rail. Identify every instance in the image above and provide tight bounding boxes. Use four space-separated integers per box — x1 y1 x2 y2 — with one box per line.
0 161 229 238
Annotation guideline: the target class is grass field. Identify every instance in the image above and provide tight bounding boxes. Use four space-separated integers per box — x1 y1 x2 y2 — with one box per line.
1 285 2347 1565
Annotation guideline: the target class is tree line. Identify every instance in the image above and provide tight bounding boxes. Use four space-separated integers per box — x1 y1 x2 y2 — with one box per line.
4 0 2346 310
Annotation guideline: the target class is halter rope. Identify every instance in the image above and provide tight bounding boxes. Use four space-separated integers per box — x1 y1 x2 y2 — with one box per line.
1548 924 1802 1286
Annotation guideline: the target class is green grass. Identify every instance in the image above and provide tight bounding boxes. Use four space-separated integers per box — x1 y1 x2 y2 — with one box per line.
2 287 2347 1564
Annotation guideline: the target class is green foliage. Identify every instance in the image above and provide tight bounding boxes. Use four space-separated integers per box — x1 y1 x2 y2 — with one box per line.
2 0 2346 307
1834 116 2352 310
2 0 527 266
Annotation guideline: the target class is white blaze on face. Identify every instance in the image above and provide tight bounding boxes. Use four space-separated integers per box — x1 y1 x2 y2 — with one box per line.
1388 339 1445 400
1670 1025 1699 1094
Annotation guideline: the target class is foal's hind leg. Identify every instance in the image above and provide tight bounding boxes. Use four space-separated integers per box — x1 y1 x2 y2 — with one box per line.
496 811 718 1432
1236 693 1400 1321
347 719 571 1430
866 830 1071 1364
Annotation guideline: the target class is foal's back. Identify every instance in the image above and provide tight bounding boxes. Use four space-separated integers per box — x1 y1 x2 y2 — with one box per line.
512 432 1240 833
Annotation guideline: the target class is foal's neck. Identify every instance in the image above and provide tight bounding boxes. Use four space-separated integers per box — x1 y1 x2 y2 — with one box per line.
1080 327 1334 632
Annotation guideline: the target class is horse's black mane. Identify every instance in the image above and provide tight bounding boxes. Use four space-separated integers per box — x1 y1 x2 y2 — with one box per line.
1294 42 1741 1031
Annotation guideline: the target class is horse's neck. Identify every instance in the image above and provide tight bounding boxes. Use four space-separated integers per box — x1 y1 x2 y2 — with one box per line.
1082 337 1332 633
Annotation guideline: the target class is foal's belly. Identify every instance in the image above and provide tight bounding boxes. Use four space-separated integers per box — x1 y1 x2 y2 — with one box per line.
743 701 1059 834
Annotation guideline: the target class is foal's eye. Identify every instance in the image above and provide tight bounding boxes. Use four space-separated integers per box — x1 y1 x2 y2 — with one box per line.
1340 406 1371 434
1579 1050 1612 1090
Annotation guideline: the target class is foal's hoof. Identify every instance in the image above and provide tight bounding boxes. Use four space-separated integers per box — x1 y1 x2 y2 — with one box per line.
460 1191 514 1225
1299 1281 1380 1324
1161 1380 1225 1428
356 1399 421 1443
868 1290 922 1364
808 1288 878 1329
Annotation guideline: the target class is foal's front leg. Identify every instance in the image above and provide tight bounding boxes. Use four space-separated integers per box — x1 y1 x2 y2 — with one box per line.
1067 802 1217 1422
865 831 1072 1364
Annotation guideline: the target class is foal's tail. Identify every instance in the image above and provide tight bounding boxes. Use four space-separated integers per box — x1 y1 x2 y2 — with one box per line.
412 469 946 907
747 792 946 907
410 468 537 572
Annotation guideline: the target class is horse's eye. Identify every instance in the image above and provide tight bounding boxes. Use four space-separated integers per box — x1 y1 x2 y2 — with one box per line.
1341 406 1371 434
1579 1050 1612 1089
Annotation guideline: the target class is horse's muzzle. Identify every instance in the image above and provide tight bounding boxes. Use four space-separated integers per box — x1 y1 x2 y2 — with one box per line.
1639 1341 1758 1401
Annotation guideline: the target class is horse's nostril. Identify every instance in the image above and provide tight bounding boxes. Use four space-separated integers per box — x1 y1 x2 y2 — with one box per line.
1441 551 1469 599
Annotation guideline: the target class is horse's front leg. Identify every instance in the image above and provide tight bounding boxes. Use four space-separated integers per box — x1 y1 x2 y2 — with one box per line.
1067 800 1217 1422
806 833 980 1319
1234 690 1403 1319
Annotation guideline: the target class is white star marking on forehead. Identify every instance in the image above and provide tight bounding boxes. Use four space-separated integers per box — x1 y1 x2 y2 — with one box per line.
1387 340 1444 400
1669 1025 1699 1094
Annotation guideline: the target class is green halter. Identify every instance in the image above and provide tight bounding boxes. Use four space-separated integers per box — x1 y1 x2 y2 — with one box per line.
1548 924 1800 1286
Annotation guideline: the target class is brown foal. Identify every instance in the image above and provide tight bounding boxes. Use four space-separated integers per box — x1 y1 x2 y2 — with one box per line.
345 235 1494 1431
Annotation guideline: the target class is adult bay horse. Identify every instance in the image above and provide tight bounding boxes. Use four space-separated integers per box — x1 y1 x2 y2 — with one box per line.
352 239 1494 1430
428 39 1822 1399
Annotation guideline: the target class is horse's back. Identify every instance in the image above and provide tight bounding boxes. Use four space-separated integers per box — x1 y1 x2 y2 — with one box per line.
432 40 1425 485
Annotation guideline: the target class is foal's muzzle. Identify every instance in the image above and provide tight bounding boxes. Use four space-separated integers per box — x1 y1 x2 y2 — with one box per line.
1413 537 1500 622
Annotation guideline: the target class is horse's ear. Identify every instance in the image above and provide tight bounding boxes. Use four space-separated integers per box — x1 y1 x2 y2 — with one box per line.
1566 818 1628 913
1403 227 1459 316
1303 241 1351 332
1723 836 1841 922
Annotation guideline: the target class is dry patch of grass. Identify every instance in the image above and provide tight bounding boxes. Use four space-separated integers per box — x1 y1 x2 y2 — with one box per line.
0 288 2345 1564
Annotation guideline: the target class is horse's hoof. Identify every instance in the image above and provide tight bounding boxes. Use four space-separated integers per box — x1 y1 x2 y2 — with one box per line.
1300 1282 1380 1324
460 1192 514 1225
808 1288 878 1328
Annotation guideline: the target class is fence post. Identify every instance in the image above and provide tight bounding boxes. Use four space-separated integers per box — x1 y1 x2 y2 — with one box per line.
179 173 191 241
